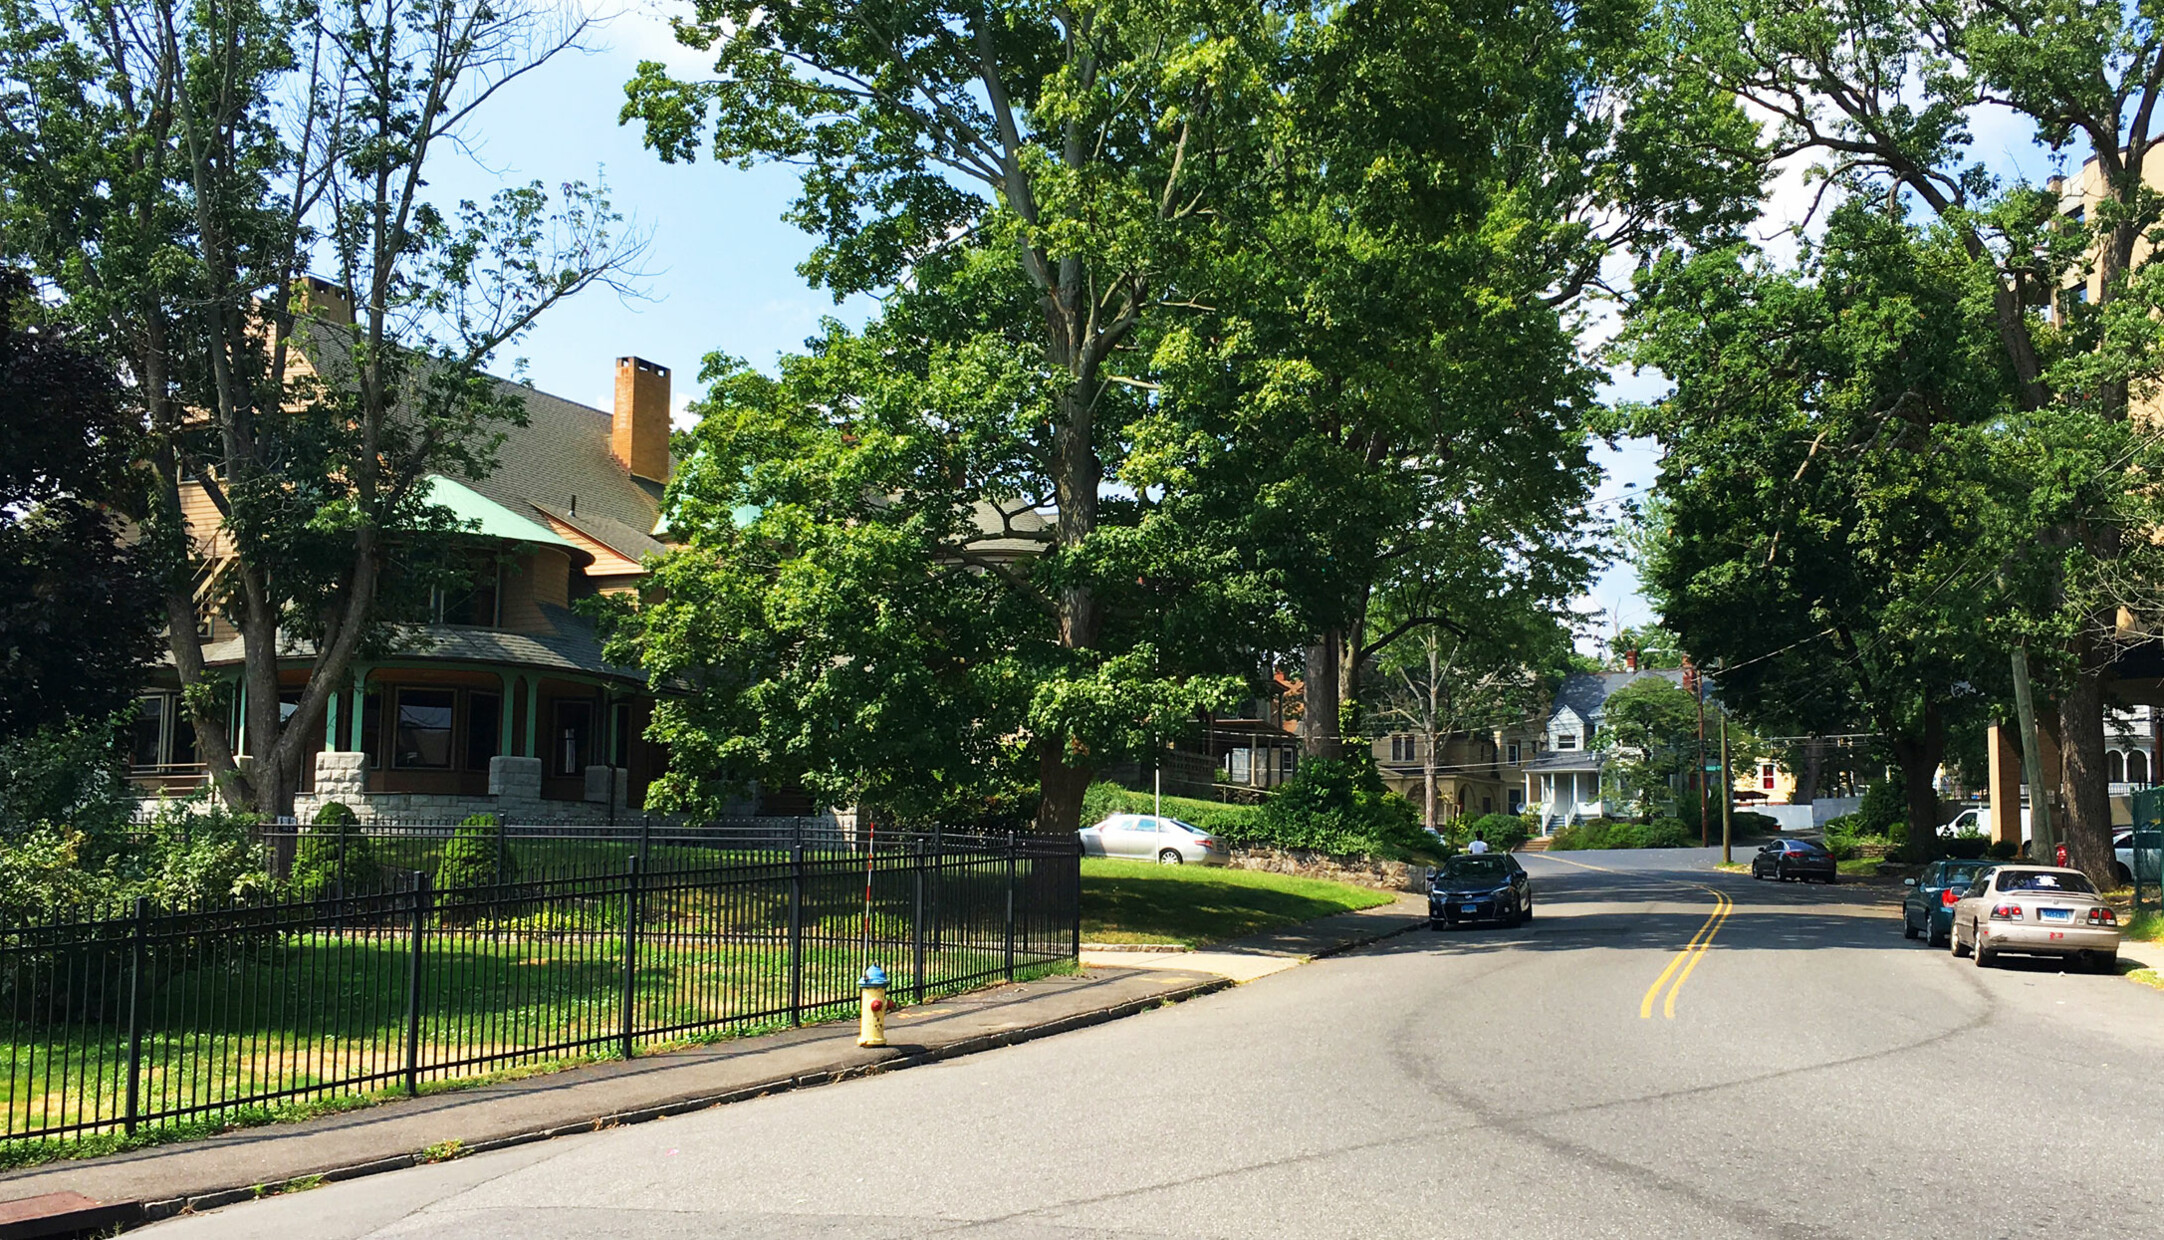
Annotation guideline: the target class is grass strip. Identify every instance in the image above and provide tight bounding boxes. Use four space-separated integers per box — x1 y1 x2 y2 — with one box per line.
1080 859 1391 947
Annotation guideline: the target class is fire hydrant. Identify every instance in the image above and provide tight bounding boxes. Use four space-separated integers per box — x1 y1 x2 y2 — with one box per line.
858 964 891 1047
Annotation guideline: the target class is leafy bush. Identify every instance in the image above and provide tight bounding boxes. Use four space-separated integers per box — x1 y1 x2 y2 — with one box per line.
1452 812 1532 854
0 828 124 924
435 813 512 892
1728 810 1780 837
1550 817 1693 850
131 799 275 910
1253 756 1426 857
1858 779 1905 833
1987 838 2018 860
290 802 392 899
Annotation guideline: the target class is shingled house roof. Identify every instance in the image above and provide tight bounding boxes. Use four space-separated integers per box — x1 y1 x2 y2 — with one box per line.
460 379 668 565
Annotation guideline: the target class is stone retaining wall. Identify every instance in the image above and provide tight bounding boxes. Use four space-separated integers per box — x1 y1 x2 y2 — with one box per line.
1226 846 1423 893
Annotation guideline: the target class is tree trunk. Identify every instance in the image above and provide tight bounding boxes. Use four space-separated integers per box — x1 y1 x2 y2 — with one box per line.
1888 701 1947 860
1032 381 1101 834
1794 742 1822 805
1299 631 1343 760
2057 661 2116 886
1421 638 1439 832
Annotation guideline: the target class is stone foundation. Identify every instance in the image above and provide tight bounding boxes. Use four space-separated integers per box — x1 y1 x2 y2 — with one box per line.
293 751 669 825
1226 846 1423 893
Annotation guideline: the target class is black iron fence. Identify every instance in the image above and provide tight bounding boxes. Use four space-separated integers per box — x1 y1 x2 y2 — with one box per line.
0 827 1079 1146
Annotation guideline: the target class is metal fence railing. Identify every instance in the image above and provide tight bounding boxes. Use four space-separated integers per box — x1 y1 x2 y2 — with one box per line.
0 828 1079 1146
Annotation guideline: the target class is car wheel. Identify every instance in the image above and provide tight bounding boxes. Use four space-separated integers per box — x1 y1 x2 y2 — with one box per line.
2114 863 2132 885
2095 952 2119 975
1522 899 1533 922
1973 931 1994 968
1157 848 1183 866
1429 917 1446 931
1927 919 1948 949
1903 914 1920 941
1951 919 1971 958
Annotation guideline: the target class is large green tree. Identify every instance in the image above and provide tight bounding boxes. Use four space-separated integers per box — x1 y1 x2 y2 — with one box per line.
1665 0 2164 887
1618 203 2018 845
623 0 1289 831
0 0 637 816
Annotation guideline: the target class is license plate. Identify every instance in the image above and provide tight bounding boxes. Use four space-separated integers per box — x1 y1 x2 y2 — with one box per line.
2041 908 2072 922
1461 904 1479 913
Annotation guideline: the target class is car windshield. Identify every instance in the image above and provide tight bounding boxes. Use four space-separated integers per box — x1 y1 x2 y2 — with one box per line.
1169 820 1207 836
1441 857 1510 882
1997 869 2098 894
1786 842 1827 854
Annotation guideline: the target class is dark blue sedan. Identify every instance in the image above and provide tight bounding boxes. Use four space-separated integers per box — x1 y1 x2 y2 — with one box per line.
1902 859 2000 947
1429 854 1532 929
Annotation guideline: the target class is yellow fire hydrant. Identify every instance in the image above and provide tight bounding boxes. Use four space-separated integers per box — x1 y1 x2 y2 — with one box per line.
858 964 891 1047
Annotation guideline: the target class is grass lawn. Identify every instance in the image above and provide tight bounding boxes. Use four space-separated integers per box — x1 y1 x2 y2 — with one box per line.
1837 857 1885 877
1080 859 1392 947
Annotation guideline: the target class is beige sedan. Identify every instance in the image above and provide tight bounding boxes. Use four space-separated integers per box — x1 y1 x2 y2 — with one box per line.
1949 865 2120 971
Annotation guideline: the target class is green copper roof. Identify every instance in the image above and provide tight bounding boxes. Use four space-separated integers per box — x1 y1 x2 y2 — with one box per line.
417 474 581 552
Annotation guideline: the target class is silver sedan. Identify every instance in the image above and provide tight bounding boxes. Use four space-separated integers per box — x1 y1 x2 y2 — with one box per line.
1077 814 1230 865
1949 865 2120 971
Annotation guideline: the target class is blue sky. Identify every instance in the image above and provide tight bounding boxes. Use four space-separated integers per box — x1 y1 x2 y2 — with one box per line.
433 12 2062 657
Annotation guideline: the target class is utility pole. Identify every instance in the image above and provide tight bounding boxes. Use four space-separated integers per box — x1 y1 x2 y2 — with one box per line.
2010 646 2054 860
1691 658 1708 847
1720 712 1733 865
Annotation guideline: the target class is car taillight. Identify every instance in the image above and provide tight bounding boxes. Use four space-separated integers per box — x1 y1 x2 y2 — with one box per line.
1991 903 2023 921
1940 890 1961 907
2089 907 2117 924
1197 838 1217 849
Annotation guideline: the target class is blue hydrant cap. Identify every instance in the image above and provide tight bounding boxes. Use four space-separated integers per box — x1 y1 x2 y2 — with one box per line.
860 965 888 988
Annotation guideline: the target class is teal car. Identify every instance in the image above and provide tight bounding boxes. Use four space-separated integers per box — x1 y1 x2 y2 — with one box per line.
1902 859 2001 947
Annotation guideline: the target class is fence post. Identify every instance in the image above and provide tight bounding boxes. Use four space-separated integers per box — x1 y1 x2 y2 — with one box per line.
1070 839 1082 963
403 874 430 1096
788 838 805 1026
124 897 148 1135
912 839 926 1005
620 854 641 1061
1004 831 1017 982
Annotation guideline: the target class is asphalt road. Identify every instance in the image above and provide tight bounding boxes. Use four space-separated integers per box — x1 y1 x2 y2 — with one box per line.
144 847 2164 1239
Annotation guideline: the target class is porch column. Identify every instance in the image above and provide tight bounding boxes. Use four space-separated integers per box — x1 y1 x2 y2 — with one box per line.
325 688 341 751
500 674 515 758
1987 723 2024 846
523 679 539 761
347 665 367 757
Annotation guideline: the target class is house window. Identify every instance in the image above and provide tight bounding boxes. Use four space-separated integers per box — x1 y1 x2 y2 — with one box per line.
554 700 594 776
433 557 501 626
393 688 456 769
130 696 166 770
1509 789 1524 813
1481 796 1492 813
1390 735 1413 762
1507 742 1521 765
467 692 502 771
1760 762 1777 791
130 695 199 771
1556 734 1579 751
1279 748 1294 776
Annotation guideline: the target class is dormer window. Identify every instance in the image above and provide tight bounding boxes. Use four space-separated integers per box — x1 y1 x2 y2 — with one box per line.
1556 734 1579 751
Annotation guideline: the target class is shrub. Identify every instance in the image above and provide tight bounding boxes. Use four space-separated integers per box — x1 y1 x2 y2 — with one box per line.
1549 817 1693 850
1728 810 1780 837
0 827 124 924
1253 756 1425 857
291 802 392 899
127 798 274 910
1986 838 2018 860
1858 779 1905 833
436 813 512 893
1452 812 1532 854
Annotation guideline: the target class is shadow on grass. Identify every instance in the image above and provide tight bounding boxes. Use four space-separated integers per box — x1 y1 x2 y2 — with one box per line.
1080 861 1391 947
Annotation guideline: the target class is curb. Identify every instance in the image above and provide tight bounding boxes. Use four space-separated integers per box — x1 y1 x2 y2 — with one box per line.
124 974 1234 1228
1077 943 1190 953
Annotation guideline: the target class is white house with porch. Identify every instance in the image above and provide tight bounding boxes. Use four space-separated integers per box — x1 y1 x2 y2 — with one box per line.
1522 667 1696 834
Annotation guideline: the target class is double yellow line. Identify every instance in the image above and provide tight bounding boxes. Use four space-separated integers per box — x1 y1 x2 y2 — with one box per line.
1640 888 1732 1019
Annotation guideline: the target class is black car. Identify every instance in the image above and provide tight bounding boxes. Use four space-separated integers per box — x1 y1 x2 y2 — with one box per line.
1750 838 1837 884
1429 853 1532 929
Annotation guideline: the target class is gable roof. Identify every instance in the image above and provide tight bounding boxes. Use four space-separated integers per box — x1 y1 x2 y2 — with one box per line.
459 379 668 561
1551 668 1697 725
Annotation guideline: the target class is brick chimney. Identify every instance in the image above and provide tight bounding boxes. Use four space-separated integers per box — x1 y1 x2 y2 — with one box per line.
1624 649 1639 673
613 357 671 484
296 275 354 326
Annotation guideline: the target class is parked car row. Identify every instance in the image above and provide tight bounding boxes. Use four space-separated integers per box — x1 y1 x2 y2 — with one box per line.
1904 862 2120 971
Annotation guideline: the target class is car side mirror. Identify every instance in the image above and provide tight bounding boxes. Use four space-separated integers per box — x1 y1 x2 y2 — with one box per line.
1903 878 1916 887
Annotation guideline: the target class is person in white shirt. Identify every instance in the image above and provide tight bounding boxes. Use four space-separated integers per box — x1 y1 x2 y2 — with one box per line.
1467 831 1489 854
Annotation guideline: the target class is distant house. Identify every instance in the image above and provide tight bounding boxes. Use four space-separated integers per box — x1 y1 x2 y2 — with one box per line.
1521 665 1701 834
129 282 683 823
1372 723 1542 825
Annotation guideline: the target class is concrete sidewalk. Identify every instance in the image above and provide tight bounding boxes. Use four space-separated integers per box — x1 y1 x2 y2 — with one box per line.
0 894 1425 1233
